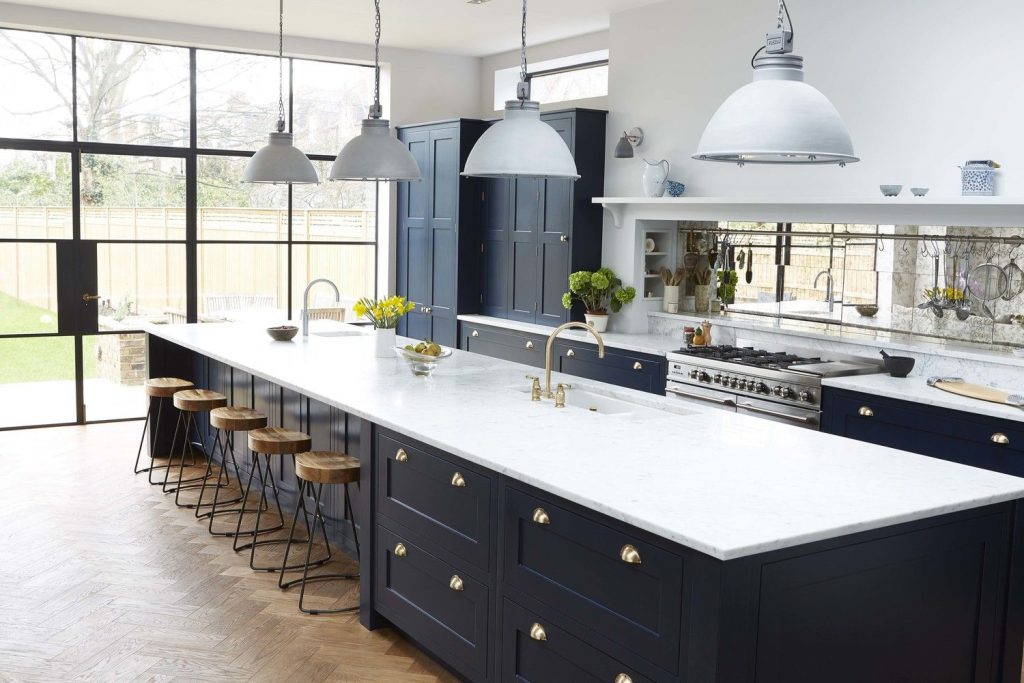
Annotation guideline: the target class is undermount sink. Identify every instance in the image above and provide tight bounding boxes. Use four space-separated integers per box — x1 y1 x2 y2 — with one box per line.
312 329 365 338
515 385 666 419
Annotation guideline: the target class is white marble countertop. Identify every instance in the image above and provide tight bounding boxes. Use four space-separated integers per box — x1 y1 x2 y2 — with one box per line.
457 314 684 356
145 322 1024 561
823 374 1024 424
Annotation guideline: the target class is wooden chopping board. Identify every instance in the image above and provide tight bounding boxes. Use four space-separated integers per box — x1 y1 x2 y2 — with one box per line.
930 380 1010 405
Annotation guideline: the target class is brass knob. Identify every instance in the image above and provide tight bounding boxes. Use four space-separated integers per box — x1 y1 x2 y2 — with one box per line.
992 432 1010 445
567 349 576 358
532 507 550 525
449 575 464 592
529 623 547 641
394 543 407 557
471 330 479 337
633 362 643 371
525 341 534 350
82 293 101 302
451 472 466 488
422 306 432 314
614 675 634 683
395 448 408 462
619 544 642 565
559 235 568 243
858 406 874 417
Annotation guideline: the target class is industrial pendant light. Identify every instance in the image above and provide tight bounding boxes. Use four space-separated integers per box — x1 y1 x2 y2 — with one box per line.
462 0 578 179
330 0 421 182
693 0 858 166
242 0 319 184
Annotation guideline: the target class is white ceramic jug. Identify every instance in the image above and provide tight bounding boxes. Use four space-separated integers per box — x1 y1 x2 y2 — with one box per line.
642 159 670 198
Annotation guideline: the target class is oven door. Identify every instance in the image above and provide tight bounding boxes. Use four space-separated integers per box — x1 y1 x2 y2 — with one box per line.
735 395 820 430
665 380 737 413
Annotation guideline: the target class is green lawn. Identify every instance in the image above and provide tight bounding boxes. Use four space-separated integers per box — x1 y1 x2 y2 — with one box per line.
0 292 96 382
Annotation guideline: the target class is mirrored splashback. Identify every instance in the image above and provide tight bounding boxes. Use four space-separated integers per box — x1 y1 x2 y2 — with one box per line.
674 221 1024 348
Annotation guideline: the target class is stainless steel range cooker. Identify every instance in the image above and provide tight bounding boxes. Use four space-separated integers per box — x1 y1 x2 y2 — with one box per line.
666 344 883 430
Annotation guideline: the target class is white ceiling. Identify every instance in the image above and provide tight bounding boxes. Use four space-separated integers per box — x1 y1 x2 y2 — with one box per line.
4 0 657 56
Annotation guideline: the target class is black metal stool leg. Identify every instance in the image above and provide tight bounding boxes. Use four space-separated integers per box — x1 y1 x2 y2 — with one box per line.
277 480 328 588
133 397 155 474
195 429 242 519
159 410 186 492
246 456 324 573
208 434 248 536
290 482 359 615
170 412 215 507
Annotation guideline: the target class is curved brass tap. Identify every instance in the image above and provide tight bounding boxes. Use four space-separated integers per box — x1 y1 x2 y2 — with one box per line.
544 322 604 398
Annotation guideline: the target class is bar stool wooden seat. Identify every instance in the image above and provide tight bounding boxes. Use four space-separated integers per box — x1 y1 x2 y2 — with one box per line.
162 389 227 508
196 407 268 532
239 427 320 572
278 451 360 615
135 377 193 482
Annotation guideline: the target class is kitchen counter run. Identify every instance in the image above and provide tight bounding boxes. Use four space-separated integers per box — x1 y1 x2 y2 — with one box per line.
145 322 1024 561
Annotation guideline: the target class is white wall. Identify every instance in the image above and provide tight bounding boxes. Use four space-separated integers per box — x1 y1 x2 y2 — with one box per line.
605 0 1024 199
0 1 482 298
479 30 609 116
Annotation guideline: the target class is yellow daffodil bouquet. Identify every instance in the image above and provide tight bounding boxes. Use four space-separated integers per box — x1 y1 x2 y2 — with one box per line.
353 295 415 329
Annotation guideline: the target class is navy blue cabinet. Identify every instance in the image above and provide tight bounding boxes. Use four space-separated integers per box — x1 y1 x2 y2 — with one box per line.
822 387 1024 477
481 109 607 326
459 321 548 369
396 120 489 347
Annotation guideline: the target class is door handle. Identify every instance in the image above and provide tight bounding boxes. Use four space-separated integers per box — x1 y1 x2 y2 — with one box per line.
421 307 432 314
737 402 818 425
559 235 568 243
566 349 575 358
82 294 101 302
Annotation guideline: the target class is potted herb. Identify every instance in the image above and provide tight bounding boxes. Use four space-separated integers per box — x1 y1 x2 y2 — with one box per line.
561 267 637 332
353 295 415 357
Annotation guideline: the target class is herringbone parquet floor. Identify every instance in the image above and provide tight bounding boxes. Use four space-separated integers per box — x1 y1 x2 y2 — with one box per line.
0 421 458 682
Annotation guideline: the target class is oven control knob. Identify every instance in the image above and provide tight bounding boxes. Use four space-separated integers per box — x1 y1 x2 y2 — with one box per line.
713 374 723 384
688 369 699 379
798 391 813 402
729 377 738 388
698 371 710 382
755 382 769 394
772 385 789 398
737 379 747 390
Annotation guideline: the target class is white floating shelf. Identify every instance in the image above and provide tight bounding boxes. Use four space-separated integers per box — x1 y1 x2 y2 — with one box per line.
594 196 1024 229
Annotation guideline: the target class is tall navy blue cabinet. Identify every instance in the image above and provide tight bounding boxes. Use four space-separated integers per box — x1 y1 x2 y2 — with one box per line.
480 108 607 326
395 120 488 347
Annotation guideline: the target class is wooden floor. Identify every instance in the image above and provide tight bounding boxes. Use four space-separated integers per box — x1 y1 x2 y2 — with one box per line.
0 421 458 682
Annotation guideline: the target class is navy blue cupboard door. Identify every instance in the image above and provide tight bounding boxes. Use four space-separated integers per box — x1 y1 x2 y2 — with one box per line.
538 115 574 326
426 126 460 347
508 178 541 323
396 127 431 340
481 178 511 318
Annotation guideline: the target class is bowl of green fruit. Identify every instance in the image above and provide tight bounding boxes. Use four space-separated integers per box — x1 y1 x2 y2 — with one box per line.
395 340 452 377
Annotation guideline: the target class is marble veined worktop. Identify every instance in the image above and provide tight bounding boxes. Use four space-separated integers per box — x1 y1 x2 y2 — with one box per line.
145 322 1024 561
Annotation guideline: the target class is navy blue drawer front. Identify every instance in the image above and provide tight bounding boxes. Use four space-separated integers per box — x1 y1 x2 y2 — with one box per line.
461 323 546 369
376 432 493 573
822 388 1024 478
555 343 666 395
502 487 683 674
375 525 491 681
500 599 657 683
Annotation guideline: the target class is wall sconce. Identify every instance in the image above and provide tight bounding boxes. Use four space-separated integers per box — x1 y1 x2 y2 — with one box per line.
614 127 644 158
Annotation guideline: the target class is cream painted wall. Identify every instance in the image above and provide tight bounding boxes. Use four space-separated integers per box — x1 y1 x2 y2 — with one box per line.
0 1 482 298
605 0 1024 199
479 30 609 116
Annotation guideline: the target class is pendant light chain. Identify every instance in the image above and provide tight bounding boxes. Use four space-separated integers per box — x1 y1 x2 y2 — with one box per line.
370 0 382 118
519 0 527 82
276 0 285 132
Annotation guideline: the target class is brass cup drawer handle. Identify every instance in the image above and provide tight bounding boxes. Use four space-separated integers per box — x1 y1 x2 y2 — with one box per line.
992 432 1010 445
449 575 464 592
633 361 643 371
858 406 874 417
615 675 634 683
532 507 550 525
394 543 407 557
620 544 642 565
567 349 576 358
471 330 479 337
451 472 466 488
525 341 535 350
395 448 408 462
529 622 547 641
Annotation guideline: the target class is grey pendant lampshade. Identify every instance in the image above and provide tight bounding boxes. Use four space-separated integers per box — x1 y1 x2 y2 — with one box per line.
242 0 318 184
693 0 857 166
462 0 578 180
329 0 421 182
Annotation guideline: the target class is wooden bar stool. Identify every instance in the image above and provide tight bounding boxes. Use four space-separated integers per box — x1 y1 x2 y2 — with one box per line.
196 407 268 532
278 451 360 615
240 427 322 573
163 389 227 508
135 377 193 483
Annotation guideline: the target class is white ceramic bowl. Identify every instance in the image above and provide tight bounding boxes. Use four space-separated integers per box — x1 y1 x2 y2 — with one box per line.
394 345 453 376
911 187 929 197
879 184 902 197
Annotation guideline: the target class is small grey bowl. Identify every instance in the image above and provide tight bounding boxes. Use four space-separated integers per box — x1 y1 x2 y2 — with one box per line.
266 325 298 341
911 187 929 197
879 184 902 197
855 304 879 317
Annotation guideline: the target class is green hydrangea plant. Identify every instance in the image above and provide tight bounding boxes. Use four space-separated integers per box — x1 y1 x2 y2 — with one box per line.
561 267 637 314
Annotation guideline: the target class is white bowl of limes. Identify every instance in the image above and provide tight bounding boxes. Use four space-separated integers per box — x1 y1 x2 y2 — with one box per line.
395 341 452 376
